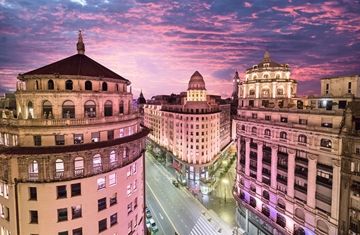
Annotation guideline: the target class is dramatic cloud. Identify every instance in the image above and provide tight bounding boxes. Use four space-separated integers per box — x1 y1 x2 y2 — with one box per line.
0 0 359 98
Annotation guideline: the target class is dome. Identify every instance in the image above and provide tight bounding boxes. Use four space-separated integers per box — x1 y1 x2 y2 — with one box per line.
188 71 206 90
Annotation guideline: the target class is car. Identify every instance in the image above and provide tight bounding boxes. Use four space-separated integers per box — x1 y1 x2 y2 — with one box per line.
145 208 152 219
172 179 179 187
149 218 159 232
145 218 151 228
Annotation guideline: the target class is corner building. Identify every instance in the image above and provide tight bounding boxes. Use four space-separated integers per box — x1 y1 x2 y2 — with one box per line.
233 52 360 235
144 71 230 185
0 33 149 235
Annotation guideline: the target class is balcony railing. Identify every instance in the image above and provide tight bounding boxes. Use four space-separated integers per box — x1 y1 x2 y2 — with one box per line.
54 171 64 179
74 168 84 177
28 172 39 180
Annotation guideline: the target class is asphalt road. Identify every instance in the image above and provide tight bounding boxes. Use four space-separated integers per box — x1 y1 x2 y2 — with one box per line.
145 153 233 235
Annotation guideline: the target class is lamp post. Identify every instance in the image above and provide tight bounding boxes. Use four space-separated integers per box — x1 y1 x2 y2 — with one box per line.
222 178 229 203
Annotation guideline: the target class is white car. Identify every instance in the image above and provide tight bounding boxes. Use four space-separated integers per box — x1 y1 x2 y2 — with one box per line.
149 218 159 232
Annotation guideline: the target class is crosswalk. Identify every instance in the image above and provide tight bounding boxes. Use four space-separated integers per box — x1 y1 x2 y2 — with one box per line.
189 215 220 235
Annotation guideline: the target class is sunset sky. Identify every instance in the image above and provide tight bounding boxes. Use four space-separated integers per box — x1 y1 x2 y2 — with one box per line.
1 0 359 99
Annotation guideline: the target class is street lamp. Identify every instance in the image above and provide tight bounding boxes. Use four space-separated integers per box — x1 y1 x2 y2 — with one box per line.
222 178 229 203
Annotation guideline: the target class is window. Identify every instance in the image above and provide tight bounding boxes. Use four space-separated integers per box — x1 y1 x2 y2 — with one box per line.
91 132 100 142
93 154 102 173
134 197 138 209
85 81 92 91
119 100 124 114
72 205 82 219
265 115 271 121
29 160 39 178
298 134 307 144
97 177 105 190
102 82 108 91
72 228 82 235
280 131 287 139
71 183 81 197
110 193 117 206
98 197 107 211
28 101 34 118
57 208 68 222
98 218 107 233
320 139 332 148
252 113 257 119
107 130 114 140
55 159 64 178
264 129 271 137
33 135 41 146
251 127 257 135
62 100 75 118
58 231 68 235
109 150 117 167
338 100 347 109
57 185 67 199
109 173 116 186
104 100 113 117
277 88 284 95
280 117 288 123
30 210 38 224
249 90 255 96
43 100 53 118
127 184 132 196
65 80 73 90
127 202 133 214
48 80 54 90
348 82 352 93
84 100 96 118
110 213 118 226
74 157 84 176
29 187 37 200
325 84 329 94
299 119 307 125
55 135 65 145
74 134 84 144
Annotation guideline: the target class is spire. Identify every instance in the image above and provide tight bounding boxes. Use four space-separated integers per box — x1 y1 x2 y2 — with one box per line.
77 30 85 54
263 50 271 62
233 70 240 80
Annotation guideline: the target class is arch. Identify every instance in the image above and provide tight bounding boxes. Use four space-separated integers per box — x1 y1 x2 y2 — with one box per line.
261 88 270 97
298 134 307 143
119 100 124 114
263 73 269 79
264 129 271 137
320 138 332 148
48 80 54 90
29 160 39 173
252 75 257 79
294 227 305 235
280 131 287 139
295 208 305 221
104 100 113 117
102 82 108 91
262 190 269 200
277 88 284 95
110 150 117 167
65 80 73 90
249 89 255 96
85 80 92 91
62 100 75 118
55 159 64 178
84 100 96 118
275 73 281 79
251 127 257 135
74 157 84 176
27 101 34 119
317 220 329 234
42 100 53 119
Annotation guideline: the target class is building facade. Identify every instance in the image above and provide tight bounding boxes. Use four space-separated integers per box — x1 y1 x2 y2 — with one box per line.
233 52 360 235
0 32 148 235
144 71 231 186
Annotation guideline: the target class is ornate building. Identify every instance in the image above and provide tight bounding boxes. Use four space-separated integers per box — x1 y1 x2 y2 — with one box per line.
0 32 149 235
233 52 360 235
144 71 231 188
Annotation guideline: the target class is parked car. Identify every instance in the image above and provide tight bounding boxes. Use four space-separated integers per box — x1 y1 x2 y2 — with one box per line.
145 207 152 218
149 218 159 232
172 179 179 187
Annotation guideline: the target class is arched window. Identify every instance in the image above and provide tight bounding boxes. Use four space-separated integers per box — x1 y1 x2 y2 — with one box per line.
294 227 305 235
93 154 102 173
280 131 287 139
261 89 270 97
263 74 269 79
65 80 73 90
35 80 39 90
262 190 269 200
249 89 255 96
48 80 54 90
320 139 332 148
74 157 84 176
42 100 53 119
102 82 108 91
261 204 270 217
249 196 256 208
264 129 271 137
55 159 64 178
110 150 117 167
298 134 307 143
119 100 124 114
295 208 305 221
62 100 75 118
85 81 92 91
277 198 286 209
276 214 286 228
251 127 257 135
253 75 257 79
84 100 96 118
241 125 245 131
29 160 39 179
104 100 113 117
276 74 281 79
317 220 329 234
277 88 284 95
116 84 119 91
27 101 34 119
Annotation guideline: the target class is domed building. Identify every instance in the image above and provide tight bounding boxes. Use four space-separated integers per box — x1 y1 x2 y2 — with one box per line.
0 32 149 235
144 71 231 191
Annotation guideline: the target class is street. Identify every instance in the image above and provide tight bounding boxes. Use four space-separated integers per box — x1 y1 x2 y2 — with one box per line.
145 152 233 235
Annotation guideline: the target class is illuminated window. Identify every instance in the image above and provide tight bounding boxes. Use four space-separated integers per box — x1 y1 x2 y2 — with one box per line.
97 177 105 190
74 157 84 176
91 132 100 142
84 100 96 118
320 139 332 148
28 160 39 179
62 100 75 118
109 150 117 167
72 205 82 219
42 100 53 118
109 173 116 186
55 159 64 178
93 154 102 173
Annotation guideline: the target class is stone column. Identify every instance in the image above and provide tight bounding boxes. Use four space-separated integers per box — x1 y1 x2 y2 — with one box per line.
307 154 317 209
287 149 296 198
245 138 251 176
331 159 341 221
257 141 263 182
270 144 278 190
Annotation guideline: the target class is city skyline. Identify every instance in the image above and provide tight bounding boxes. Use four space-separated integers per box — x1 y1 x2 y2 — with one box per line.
1 0 360 98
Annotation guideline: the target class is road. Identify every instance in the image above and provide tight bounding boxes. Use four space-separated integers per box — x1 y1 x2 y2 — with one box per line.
145 152 233 235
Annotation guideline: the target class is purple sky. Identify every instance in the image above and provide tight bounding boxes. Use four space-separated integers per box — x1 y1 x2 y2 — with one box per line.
1 0 359 99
